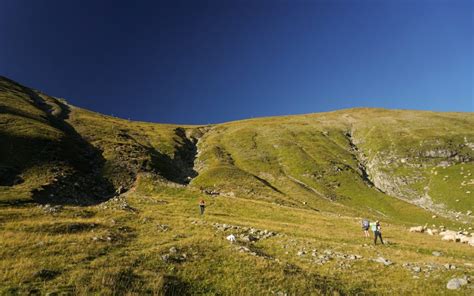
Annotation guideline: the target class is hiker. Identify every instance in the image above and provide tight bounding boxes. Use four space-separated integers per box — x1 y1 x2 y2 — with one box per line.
372 220 384 245
199 199 206 215
362 219 370 238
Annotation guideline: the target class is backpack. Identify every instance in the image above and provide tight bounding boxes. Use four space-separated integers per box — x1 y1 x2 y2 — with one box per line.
362 220 369 228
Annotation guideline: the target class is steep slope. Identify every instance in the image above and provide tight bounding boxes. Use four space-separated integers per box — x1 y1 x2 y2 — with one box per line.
0 76 206 205
1 76 472 221
1 76 473 295
66 106 207 190
347 109 474 219
191 110 474 223
0 77 115 205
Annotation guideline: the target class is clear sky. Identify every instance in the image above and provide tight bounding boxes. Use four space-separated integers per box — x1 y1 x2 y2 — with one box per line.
1 0 472 124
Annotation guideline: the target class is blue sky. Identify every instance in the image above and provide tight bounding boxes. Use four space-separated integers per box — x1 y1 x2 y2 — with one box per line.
1 0 472 124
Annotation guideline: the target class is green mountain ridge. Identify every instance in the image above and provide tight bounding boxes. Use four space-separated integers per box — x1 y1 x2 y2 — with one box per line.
2 75 472 220
1 76 473 295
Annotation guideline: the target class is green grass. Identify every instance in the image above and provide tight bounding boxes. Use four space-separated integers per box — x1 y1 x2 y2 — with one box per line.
1 181 473 295
1 76 474 294
427 164 474 213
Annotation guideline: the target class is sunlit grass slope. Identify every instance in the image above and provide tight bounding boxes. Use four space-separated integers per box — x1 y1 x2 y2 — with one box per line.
1 76 473 295
1 181 473 295
191 109 473 224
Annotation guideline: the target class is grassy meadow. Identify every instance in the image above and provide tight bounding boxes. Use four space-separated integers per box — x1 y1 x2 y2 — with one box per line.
1 76 473 294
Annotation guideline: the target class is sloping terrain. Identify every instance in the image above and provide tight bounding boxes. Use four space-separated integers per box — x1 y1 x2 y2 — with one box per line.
0 76 206 205
0 76 473 295
0 77 114 205
191 109 473 224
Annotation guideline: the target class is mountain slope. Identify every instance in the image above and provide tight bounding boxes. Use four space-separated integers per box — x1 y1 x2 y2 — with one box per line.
1 76 473 295
190 109 473 223
1 75 473 220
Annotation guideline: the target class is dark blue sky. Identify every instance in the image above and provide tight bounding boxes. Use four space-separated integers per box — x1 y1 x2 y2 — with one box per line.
1 0 472 124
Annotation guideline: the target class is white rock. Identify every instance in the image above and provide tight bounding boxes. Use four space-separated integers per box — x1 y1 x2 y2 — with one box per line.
447 278 468 290
441 234 457 242
374 257 393 266
460 235 471 244
226 234 236 243
439 230 456 237
468 237 474 247
409 226 424 233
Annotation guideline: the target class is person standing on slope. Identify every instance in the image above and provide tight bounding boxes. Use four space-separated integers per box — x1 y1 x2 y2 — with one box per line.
362 219 370 238
199 199 206 215
372 220 384 245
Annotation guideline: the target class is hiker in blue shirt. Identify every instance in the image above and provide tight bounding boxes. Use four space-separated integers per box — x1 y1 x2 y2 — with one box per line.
362 219 370 238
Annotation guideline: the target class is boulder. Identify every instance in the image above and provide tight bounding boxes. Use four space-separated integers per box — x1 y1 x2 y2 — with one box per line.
441 234 458 242
447 278 468 290
444 264 456 270
374 257 393 266
226 234 236 243
240 234 257 242
468 238 474 247
439 230 453 236
409 226 424 233
460 235 471 244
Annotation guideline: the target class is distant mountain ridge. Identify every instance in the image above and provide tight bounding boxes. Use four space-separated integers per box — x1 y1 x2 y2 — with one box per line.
1 75 473 223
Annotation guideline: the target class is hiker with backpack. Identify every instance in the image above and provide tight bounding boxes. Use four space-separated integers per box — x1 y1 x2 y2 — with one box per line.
199 199 206 215
371 220 384 245
362 219 370 238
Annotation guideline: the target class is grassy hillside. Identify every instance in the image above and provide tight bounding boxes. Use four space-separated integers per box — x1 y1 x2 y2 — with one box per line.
191 109 473 225
0 76 206 205
1 183 473 295
0 77 116 205
0 76 473 294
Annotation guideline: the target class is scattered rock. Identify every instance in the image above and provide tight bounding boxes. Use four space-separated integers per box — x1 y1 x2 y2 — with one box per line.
374 257 393 266
157 224 170 232
447 278 467 290
226 234 236 243
116 185 126 195
98 196 137 212
432 251 442 257
409 226 424 233
38 204 63 214
161 247 187 263
444 263 456 270
460 235 471 244
212 223 277 242
236 246 250 253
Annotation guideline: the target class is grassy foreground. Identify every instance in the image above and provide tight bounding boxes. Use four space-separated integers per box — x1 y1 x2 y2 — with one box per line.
1 178 473 295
